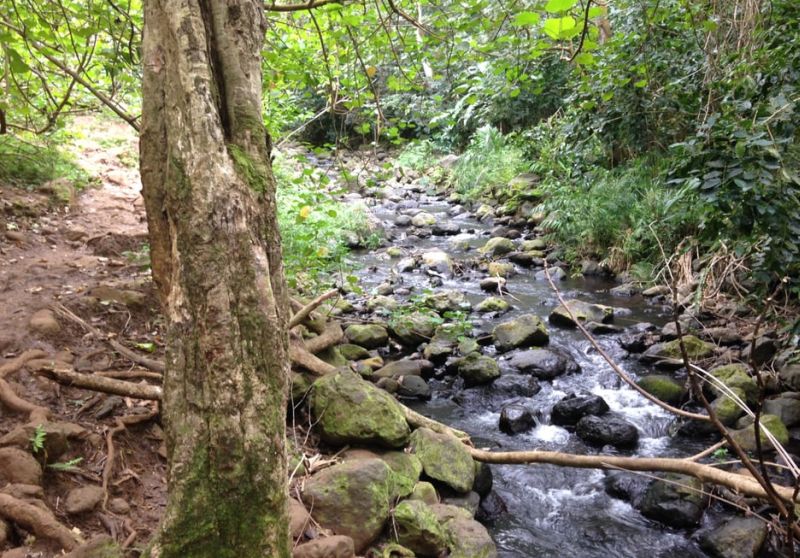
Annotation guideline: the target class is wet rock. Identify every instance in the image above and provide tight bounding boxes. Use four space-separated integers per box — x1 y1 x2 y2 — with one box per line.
549 299 614 328
432 222 461 236
397 375 432 400
374 358 432 380
396 256 417 272
390 312 439 346
424 326 461 363
411 212 436 227
534 266 566 281
712 389 747 426
410 481 439 505
499 404 536 434
641 335 715 366
576 415 639 449
779 362 800 391
487 262 515 278
636 375 686 406
396 215 412 227
366 295 399 312
455 353 500 387
479 277 506 292
473 462 493 498
410 427 475 493
310 372 410 448
423 290 471 313
618 332 651 353
696 515 767 558
421 249 453 274
475 297 510 313
507 348 579 380
65 485 104 514
443 491 481 516
729 414 788 452
28 308 61 336
386 246 404 258
700 327 743 346
491 374 542 398
508 251 544 267
638 474 707 528
551 394 609 426
457 337 480 356
764 393 800 427
301 459 392 553
0 447 42 485
709 363 757 405
492 314 549 352
344 324 388 349
475 204 495 221
604 471 650 507
337 344 371 361
292 535 356 558
477 491 508 522
610 283 640 297
586 322 624 335
741 336 777 366
480 237 515 257
581 259 610 276
393 500 450 556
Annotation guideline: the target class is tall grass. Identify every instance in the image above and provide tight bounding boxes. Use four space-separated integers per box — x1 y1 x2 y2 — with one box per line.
451 125 529 198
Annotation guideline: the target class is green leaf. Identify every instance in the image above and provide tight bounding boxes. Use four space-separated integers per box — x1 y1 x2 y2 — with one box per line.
574 52 595 65
6 48 30 74
135 342 156 353
543 16 577 39
634 79 648 88
513 11 540 26
545 0 578 13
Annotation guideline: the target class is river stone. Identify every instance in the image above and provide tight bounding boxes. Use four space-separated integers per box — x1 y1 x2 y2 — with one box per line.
310 372 410 447
636 375 686 406
642 285 671 297
411 212 436 227
709 363 757 405
492 374 542 398
480 237 515 257
534 266 566 282
442 515 498 558
390 312 439 345
396 215 412 227
432 222 461 236
373 358 432 380
409 428 475 493
336 344 370 361
397 375 432 400
711 388 746 426
779 363 800 391
317 346 348 369
741 336 777 366
487 262 515 278
424 290 471 313
508 251 544 267
396 256 417 272
604 471 650 507
610 283 641 297
696 516 767 558
475 204 495 220
492 314 549 352
0 447 42 485
641 335 715 366
700 327 743 346
456 353 500 387
410 481 439 505
301 458 392 553
507 348 579 380
549 299 614 328
521 238 547 251
457 337 480 356
763 392 800 427
586 321 624 335
479 277 506 292
576 415 639 449
551 394 609 426
344 324 388 349
475 297 510 313
638 474 707 528
424 326 461 362
443 491 481 516
393 500 450 556
499 404 536 435
421 250 453 274
65 485 104 514
292 535 356 558
729 414 788 452
366 295 399 312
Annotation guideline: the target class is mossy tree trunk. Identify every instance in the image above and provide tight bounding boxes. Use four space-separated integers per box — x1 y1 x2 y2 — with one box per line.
139 1 290 556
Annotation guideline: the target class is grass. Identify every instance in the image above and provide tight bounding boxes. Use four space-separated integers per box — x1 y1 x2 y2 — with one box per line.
450 125 529 198
0 133 95 191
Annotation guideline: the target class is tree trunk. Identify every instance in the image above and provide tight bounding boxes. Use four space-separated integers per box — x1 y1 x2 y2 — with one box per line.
139 1 290 556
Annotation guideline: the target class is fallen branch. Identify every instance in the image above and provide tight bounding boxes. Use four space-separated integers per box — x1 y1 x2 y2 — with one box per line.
32 363 163 400
402 406 471 443
95 370 163 381
0 493 80 550
289 289 338 329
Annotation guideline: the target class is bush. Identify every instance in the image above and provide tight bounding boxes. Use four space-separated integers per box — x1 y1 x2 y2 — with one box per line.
451 126 529 198
0 134 93 190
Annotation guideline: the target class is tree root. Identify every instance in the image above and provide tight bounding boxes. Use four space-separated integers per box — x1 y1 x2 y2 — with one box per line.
0 350 51 423
289 289 338 329
402 406 471 443
303 322 343 354
0 493 80 550
289 344 338 376
103 411 159 508
31 362 163 400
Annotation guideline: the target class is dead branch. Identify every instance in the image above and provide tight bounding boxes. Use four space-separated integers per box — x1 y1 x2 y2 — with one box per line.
289 289 338 329
0 493 80 550
31 363 163 400
95 370 163 381
303 322 344 354
402 407 471 443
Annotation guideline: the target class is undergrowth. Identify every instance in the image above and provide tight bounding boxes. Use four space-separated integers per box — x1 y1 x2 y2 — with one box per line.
450 126 529 198
0 134 94 190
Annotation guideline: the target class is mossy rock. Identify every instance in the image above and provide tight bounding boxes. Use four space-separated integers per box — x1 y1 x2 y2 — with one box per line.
711 388 747 426
636 375 686 406
479 237 515 257
310 372 410 448
301 458 393 553
64 536 122 558
338 343 371 361
316 346 348 368
475 297 510 314
492 314 549 352
487 262 514 278
655 335 715 360
409 428 475 493
549 299 614 328
422 290 472 313
423 325 461 362
455 353 500 387
710 363 758 405
429 506 497 558
639 474 707 528
390 311 439 346
383 451 423 499
290 371 314 402
521 238 547 251
345 324 389 349
387 246 404 258
410 481 439 505
457 337 480 356
393 500 450 557
729 414 789 452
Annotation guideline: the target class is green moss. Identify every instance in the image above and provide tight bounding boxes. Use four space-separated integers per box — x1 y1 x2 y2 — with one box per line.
637 375 685 406
228 144 269 194
711 388 746 426
393 500 450 556
730 414 789 452
409 428 475 493
710 364 758 405
659 335 715 360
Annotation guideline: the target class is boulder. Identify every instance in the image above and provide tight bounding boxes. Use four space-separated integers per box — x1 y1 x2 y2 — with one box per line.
636 375 686 406
507 348 579 380
641 335 715 366
410 481 439 505
397 376 432 400
499 404 536 435
700 327 743 346
479 237 515 257
301 459 393 553
534 267 566 282
292 536 356 558
638 474 707 528
289 498 311 539
337 344 371 361
550 394 609 426
710 388 746 426
0 447 42 486
411 212 436 227
763 393 800 427
373 359 432 380
423 290 472 313
696 516 767 558
487 262 514 278
65 485 104 515
344 324 388 349
421 250 453 274
442 515 497 558
521 238 547 251
549 299 614 328
610 283 640 297
492 314 549 352
508 251 544 267
455 353 500 387
423 326 461 363
479 277 505 292
310 372 410 448
576 415 639 449
709 364 757 405
779 363 800 391
393 500 450 557
729 414 789 452
741 336 777 366
409 428 475 493
475 297 510 313
443 491 481 516
390 312 439 346
432 222 461 236
491 374 542 399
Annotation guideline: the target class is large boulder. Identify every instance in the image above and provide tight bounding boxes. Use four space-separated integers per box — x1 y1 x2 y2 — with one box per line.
636 375 686 406
507 349 579 380
310 372 410 447
343 449 423 499
729 414 789 452
551 394 609 426
455 353 500 387
549 299 614 328
480 237 515 258
779 363 800 391
492 314 549 352
390 312 439 346
392 500 450 556
709 364 758 405
409 428 475 493
491 375 542 399
638 474 707 528
710 389 746 426
344 324 389 349
576 415 639 449
301 459 393 553
696 516 767 558
441 514 498 558
292 536 355 558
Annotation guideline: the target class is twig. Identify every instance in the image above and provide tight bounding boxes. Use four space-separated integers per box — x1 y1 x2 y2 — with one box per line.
102 411 158 508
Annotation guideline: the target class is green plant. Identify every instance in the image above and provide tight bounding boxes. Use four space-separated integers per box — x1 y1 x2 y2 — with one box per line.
395 140 437 172
30 424 46 454
0 134 95 191
451 126 529 198
48 457 84 472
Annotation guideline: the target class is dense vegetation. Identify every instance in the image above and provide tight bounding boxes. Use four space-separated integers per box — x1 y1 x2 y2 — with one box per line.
1 0 797 298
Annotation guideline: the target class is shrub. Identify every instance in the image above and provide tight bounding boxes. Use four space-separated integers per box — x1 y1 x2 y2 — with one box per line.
451 126 529 198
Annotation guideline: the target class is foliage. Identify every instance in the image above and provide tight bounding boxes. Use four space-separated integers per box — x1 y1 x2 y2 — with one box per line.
0 133 93 190
29 424 45 454
451 126 529 198
47 457 84 472
395 140 437 172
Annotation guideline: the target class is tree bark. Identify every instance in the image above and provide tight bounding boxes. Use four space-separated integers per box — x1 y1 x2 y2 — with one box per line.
140 1 291 556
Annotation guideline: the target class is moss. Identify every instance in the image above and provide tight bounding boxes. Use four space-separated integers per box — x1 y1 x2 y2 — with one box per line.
711 388 746 426
659 335 715 360
710 364 758 405
475 296 510 313
637 375 686 406
382 451 423 498
730 414 789 452
228 144 269 194
393 500 450 556
409 428 475 493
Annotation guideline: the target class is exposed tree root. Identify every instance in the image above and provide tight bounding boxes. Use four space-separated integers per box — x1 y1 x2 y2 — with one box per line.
289 344 338 376
0 493 80 550
103 411 159 508
31 362 163 400
0 350 47 378
95 369 163 381
303 322 343 354
289 289 338 329
402 407 471 443
0 349 51 423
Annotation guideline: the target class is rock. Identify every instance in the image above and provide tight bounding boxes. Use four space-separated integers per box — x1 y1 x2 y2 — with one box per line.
576 415 639 449
700 327 743 346
374 359 431 380
289 498 311 539
476 491 508 522
479 237 515 257
580 259 609 276
521 238 547 251
443 491 481 516
534 266 566 282
0 448 42 485
479 277 506 292
432 222 461 236
618 332 651 353
397 375 432 400
291 372 314 402
491 374 542 398
87 285 146 308
642 285 671 297
292 536 356 558
301 459 393 553
487 262 515 278
764 393 800 427
641 335 715 366
696 516 767 558
390 312 439 346
386 246 404 258
779 363 800 391
410 481 439 505
65 485 104 514
421 250 453 274
507 348 579 380
742 336 777 366
344 324 388 349
310 372 410 448
411 212 436 227
393 500 450 556
423 290 472 313
549 299 614 328
586 321 624 335
107 498 130 515
610 283 640 297
638 474 707 528
0 519 9 548
475 204 495 220
499 404 536 435
396 215 412 227
508 251 544 267
337 344 371 361
455 353 500 387
709 363 758 405
551 394 609 426
492 314 549 352
366 295 399 312
729 414 788 452
442 515 498 558
0 422 86 461
636 375 686 406
475 297 510 313
317 346 348 369
410 428 475 493
396 256 417 272
457 337 480 356
28 308 61 336
63 536 122 558
604 471 650 507
711 389 746 426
